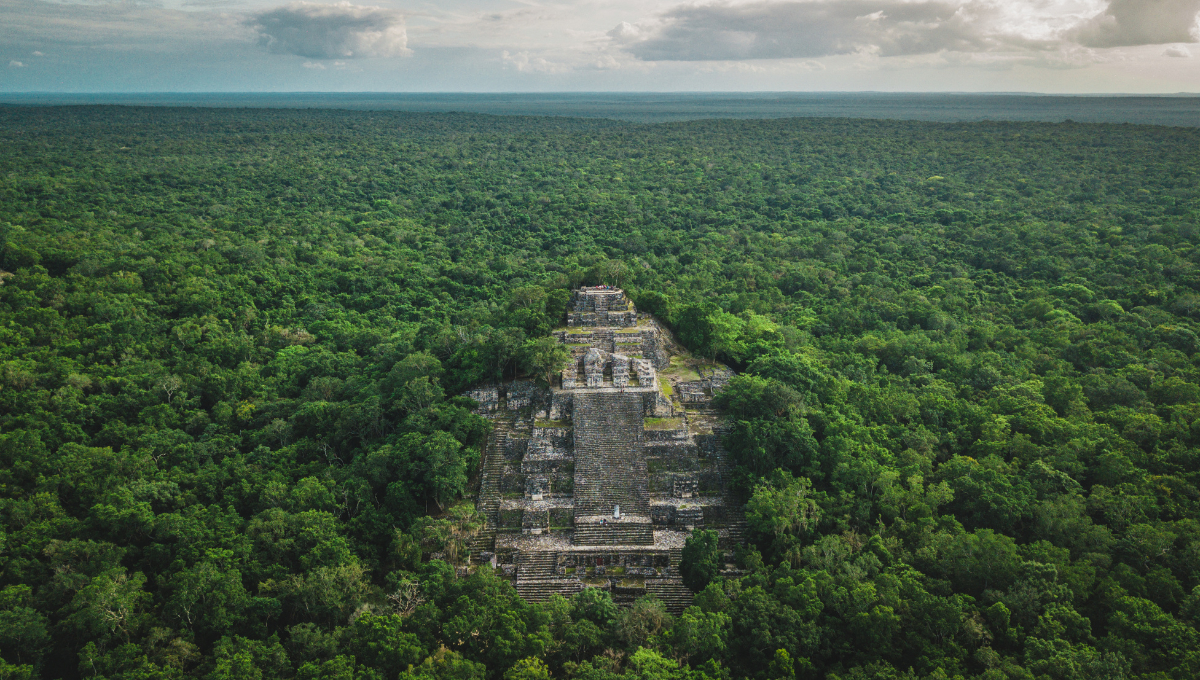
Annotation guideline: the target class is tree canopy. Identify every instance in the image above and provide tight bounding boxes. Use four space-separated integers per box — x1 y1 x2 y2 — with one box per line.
2 106 1200 679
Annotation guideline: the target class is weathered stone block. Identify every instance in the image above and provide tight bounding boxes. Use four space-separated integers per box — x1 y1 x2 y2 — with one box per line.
673 479 698 498
467 386 500 413
526 477 550 500
677 506 703 527
651 505 674 525
522 509 549 533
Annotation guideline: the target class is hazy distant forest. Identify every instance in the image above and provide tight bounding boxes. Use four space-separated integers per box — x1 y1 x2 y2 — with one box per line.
3 106 1200 680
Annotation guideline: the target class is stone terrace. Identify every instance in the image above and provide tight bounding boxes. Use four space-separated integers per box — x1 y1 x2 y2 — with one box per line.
566 286 637 328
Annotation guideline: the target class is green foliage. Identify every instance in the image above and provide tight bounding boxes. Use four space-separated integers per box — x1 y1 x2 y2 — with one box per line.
2 107 1200 679
572 587 620 630
680 530 722 593
715 377 818 478
348 614 424 678
402 647 486 680
502 657 550 680
746 471 822 559
519 337 571 387
663 606 729 665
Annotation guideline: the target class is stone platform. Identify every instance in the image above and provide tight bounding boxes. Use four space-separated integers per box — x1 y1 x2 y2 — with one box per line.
496 531 693 609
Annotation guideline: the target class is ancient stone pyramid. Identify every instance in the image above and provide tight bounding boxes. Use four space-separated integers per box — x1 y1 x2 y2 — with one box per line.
466 287 743 612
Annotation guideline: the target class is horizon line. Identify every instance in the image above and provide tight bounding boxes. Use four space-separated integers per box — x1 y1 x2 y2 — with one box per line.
2 90 1200 97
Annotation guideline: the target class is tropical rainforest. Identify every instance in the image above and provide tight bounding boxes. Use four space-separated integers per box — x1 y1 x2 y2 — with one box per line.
2 105 1200 680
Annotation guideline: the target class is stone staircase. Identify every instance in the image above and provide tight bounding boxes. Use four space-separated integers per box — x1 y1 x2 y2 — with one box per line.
646 579 694 614
719 517 748 550
515 549 583 603
572 522 654 545
518 550 558 579
590 329 614 353
515 579 584 603
573 392 653 545
573 392 649 517
469 418 512 556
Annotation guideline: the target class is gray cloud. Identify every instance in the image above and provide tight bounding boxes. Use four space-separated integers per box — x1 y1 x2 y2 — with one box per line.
1 0 252 52
1073 0 1200 48
247 1 410 59
616 0 1200 62
614 1 1022 61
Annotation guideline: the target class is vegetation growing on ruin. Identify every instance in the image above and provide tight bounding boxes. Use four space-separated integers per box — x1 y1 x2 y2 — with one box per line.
2 106 1200 679
643 418 684 431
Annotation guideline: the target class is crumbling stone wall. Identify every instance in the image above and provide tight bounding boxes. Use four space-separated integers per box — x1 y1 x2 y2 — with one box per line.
566 287 637 327
467 386 499 413
583 347 605 387
612 354 630 388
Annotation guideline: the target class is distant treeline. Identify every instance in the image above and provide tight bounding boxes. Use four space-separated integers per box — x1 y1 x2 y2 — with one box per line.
3 93 1200 126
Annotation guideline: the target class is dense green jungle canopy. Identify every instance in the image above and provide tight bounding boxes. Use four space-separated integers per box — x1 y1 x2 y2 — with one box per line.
2 106 1200 680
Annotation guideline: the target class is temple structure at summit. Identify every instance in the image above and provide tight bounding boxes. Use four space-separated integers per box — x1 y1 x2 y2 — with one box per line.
466 287 741 612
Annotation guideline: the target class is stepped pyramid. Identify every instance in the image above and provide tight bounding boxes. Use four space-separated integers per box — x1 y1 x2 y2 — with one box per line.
465 287 743 613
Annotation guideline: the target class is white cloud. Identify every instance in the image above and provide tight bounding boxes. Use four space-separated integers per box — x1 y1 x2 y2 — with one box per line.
31 51 43 57
608 21 647 43
613 1 1035 61
591 54 622 70
0 0 1196 91
247 1 411 59
613 0 1200 62
8 60 25 68
501 50 571 73
182 0 243 7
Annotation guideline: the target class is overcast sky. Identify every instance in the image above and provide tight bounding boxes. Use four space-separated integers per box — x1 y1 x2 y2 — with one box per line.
1 0 1198 92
